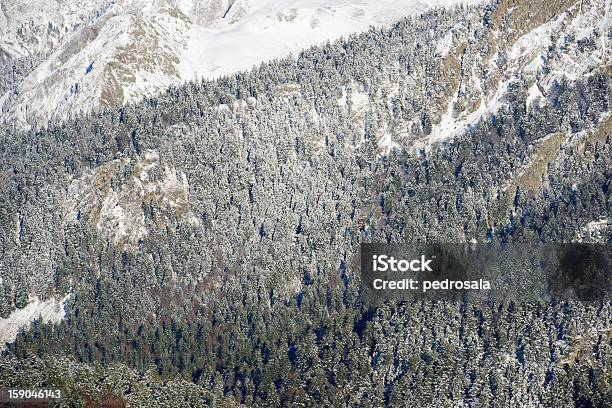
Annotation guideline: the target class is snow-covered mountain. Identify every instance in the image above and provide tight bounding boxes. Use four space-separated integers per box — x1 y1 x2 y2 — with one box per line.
0 0 114 62
0 0 482 129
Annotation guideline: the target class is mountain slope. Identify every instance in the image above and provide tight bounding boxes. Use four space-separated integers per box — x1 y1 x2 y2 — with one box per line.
0 0 482 129
0 0 113 62
0 0 610 406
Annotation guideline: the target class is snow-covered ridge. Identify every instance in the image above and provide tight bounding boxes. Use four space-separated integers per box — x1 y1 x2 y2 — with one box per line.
0 294 70 351
415 0 610 149
1 0 483 129
0 0 114 61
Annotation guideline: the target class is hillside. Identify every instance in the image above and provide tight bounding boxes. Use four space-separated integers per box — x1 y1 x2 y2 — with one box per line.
0 0 480 129
0 0 610 406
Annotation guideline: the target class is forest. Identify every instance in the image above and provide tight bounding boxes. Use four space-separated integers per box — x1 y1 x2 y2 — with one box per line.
0 0 610 406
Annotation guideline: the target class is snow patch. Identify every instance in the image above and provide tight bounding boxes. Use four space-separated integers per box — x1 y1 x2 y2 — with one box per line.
579 218 611 242
350 91 369 108
424 77 512 146
434 30 454 57
508 10 567 62
0 294 70 351
526 82 545 109
0 91 9 112
587 218 610 232
377 127 399 155
339 86 370 125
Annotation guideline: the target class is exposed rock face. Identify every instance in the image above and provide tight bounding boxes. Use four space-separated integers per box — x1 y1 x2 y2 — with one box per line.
3 4 190 129
65 150 190 250
0 0 114 62
379 0 609 150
